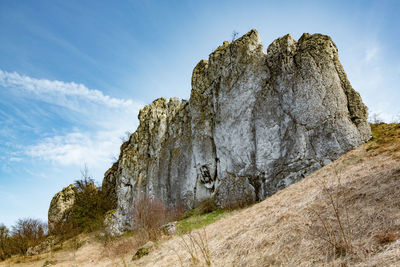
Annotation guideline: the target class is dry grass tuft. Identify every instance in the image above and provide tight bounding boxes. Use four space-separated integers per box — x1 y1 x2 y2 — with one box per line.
100 234 143 259
306 174 355 259
174 228 211 266
374 229 400 245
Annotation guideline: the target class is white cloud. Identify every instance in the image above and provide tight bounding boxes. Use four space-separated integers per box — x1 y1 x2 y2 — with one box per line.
0 69 134 108
26 131 119 167
24 101 141 170
23 103 142 170
0 70 145 177
364 45 379 62
368 105 400 123
9 157 22 162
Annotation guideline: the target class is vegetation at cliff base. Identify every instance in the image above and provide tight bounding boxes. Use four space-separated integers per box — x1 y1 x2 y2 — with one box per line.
0 219 47 261
177 209 226 235
52 167 114 238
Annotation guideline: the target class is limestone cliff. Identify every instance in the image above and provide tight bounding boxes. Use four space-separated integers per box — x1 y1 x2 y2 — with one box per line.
102 29 371 234
48 184 76 232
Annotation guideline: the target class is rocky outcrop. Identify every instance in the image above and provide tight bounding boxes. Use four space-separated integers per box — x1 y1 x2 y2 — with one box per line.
48 184 76 232
103 29 371 234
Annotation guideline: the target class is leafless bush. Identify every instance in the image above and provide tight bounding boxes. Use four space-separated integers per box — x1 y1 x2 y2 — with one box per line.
175 228 211 266
11 218 47 255
132 195 185 241
232 30 239 42
0 219 48 260
170 202 185 221
307 172 355 258
132 195 169 241
369 112 384 124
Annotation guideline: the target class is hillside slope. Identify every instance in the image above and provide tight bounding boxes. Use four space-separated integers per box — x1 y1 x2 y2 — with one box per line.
102 30 371 235
135 123 400 266
3 124 399 266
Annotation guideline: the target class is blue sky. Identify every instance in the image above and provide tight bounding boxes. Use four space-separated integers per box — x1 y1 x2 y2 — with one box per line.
0 0 399 227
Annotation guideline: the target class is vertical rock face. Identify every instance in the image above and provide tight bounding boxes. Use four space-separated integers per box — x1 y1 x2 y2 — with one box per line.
103 30 371 234
48 184 76 232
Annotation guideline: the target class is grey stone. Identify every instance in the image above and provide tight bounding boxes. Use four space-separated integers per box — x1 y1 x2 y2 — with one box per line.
132 241 155 261
160 221 177 235
102 29 371 235
48 184 76 232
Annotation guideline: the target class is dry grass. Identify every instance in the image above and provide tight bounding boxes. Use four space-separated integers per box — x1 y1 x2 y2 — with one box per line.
1 232 142 267
173 229 212 266
132 195 184 241
4 123 400 266
100 234 142 260
133 124 400 266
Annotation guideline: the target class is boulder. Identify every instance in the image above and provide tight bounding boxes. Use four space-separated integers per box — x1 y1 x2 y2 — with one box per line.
132 241 155 261
48 184 76 232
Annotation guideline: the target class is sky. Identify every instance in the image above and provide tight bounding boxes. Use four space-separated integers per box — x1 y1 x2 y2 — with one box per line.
0 0 399 227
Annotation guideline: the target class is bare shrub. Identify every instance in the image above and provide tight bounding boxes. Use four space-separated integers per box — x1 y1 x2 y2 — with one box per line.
369 113 384 124
0 219 49 260
169 202 185 221
175 228 211 266
307 172 355 258
11 218 47 255
232 30 239 42
131 195 186 241
132 195 169 241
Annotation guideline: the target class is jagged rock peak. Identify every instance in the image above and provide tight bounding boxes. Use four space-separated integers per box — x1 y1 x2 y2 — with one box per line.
95 29 371 235
48 184 76 232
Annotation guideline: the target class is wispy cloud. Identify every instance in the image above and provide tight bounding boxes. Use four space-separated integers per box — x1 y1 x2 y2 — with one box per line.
25 130 121 167
0 70 133 108
364 45 379 62
0 70 143 176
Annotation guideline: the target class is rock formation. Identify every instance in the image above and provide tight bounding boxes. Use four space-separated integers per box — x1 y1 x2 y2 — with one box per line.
48 184 76 232
102 29 371 234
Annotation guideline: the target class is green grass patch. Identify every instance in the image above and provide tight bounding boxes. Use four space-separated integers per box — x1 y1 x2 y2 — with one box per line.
366 123 400 152
176 209 226 235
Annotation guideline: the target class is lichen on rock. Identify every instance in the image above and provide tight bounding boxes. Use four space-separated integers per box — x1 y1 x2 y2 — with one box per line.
48 184 76 232
101 29 371 235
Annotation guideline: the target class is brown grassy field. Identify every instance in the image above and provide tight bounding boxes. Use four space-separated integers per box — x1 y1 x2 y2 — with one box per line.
3 123 400 267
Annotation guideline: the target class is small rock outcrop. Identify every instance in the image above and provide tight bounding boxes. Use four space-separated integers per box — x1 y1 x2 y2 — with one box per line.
102 29 371 234
48 184 76 232
132 241 155 261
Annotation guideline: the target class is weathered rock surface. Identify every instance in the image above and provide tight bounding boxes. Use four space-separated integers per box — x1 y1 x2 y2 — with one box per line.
48 184 76 232
103 29 371 234
26 236 56 256
132 241 155 261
